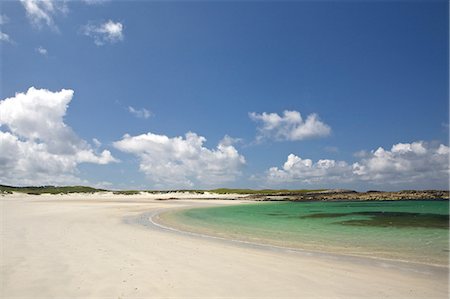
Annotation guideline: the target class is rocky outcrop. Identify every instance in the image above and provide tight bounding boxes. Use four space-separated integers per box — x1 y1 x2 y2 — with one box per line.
244 190 449 201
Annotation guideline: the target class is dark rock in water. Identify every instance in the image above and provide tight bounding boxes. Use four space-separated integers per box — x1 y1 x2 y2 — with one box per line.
246 190 450 201
338 212 449 229
302 211 449 229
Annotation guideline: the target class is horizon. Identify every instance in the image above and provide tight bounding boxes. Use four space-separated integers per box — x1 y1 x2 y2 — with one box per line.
1 184 448 194
1 0 449 191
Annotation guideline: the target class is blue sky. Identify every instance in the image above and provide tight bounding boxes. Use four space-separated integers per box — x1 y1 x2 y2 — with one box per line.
0 0 448 191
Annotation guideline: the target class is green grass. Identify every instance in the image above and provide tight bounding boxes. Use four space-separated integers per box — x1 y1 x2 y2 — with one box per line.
207 188 325 195
0 184 324 196
112 190 141 195
143 189 322 195
0 185 105 195
143 190 205 194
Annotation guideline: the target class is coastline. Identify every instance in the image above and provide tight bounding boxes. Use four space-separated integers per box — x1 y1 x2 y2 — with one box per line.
1 193 449 298
153 202 449 268
1 187 448 202
150 206 449 269
242 190 449 201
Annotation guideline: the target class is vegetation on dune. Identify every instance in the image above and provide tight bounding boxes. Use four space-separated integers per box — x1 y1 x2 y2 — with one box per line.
208 188 325 195
143 189 323 194
0 185 324 196
112 190 141 195
147 190 205 194
1 185 447 200
0 185 105 195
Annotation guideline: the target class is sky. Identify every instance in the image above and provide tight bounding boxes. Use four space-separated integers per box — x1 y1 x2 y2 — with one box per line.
0 0 449 191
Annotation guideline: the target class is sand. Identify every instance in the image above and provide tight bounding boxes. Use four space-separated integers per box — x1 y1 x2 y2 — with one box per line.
1 193 448 298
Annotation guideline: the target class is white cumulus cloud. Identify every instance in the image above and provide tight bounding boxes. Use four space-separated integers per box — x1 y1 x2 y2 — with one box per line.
0 87 118 186
267 154 353 185
20 0 67 30
267 141 449 189
128 106 151 119
82 20 124 46
113 132 246 189
249 110 331 141
352 141 449 186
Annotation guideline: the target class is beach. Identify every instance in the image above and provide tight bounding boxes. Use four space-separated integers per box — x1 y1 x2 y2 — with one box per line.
1 193 448 298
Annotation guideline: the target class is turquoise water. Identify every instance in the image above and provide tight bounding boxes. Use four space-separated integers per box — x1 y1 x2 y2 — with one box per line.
160 201 449 266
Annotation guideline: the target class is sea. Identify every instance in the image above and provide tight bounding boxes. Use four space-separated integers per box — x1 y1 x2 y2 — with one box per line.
159 200 449 266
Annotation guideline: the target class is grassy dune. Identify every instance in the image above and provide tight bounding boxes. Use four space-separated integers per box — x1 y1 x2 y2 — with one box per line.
0 185 105 195
0 185 324 196
208 188 325 194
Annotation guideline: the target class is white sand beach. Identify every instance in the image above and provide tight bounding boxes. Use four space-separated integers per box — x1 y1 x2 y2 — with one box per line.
1 193 448 298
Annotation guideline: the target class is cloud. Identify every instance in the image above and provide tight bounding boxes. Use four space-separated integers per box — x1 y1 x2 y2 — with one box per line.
353 150 368 158
352 141 449 186
36 46 48 55
219 135 243 147
266 141 449 189
128 106 151 119
82 0 110 5
0 87 118 186
114 132 246 188
82 20 124 46
249 110 331 141
92 138 102 148
267 154 353 185
0 31 12 43
20 0 67 30
0 15 13 43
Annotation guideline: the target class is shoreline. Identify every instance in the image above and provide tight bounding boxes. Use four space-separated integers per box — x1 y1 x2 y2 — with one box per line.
148 206 449 270
151 203 449 269
1 194 449 298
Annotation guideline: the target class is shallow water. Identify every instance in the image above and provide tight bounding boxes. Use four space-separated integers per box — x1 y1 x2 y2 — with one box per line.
160 200 449 266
